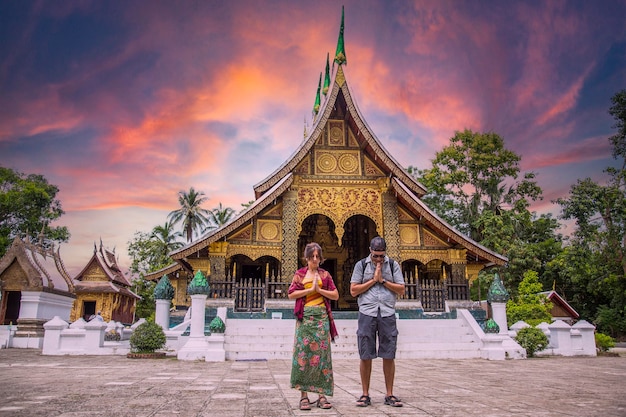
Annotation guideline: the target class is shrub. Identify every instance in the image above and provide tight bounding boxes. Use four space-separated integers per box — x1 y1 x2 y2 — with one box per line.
595 332 616 352
130 321 166 353
515 327 548 358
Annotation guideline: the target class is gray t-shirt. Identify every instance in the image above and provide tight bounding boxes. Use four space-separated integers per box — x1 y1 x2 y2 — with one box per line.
350 255 404 318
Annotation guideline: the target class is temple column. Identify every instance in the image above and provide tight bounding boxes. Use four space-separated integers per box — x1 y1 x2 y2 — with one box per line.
209 242 228 280
281 190 299 282
382 190 400 262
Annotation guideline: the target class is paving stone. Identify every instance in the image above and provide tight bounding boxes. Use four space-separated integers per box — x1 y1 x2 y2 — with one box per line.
0 349 625 416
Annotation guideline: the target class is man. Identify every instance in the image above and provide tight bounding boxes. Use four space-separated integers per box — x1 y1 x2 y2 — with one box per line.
350 236 405 408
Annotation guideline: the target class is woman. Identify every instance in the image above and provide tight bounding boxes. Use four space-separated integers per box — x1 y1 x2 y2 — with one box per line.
288 242 339 410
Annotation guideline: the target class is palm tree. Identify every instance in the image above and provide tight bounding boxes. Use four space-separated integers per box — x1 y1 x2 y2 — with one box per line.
150 221 184 258
207 203 235 230
168 187 210 242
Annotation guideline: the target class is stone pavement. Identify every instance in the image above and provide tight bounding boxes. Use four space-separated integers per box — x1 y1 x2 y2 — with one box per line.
0 349 625 417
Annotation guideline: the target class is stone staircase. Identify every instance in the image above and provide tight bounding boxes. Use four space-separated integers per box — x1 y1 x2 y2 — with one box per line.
223 312 483 361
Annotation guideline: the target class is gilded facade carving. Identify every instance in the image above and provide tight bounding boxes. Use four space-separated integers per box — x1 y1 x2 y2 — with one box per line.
315 150 360 175
257 220 282 242
398 206 415 222
399 224 420 245
281 190 299 281
400 249 451 265
226 244 282 262
297 185 383 242
348 128 358 147
328 120 344 146
422 229 450 247
382 192 400 261
262 203 283 218
295 158 310 175
364 156 384 176
229 225 252 241
466 263 484 282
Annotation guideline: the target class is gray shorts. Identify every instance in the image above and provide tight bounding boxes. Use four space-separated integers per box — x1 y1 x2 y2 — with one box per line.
356 311 398 360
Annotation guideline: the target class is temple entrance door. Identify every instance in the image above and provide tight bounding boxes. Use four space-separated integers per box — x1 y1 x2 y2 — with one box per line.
341 215 379 310
83 300 96 321
2 291 21 325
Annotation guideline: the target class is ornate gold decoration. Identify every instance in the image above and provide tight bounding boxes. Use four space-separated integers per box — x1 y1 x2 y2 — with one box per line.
364 155 384 176
400 225 420 245
295 158 310 175
348 129 359 147
314 150 360 175
209 242 229 256
229 225 252 241
382 192 400 260
187 258 210 275
336 66 345 87
448 249 467 264
422 229 450 247
328 121 344 146
82 264 106 282
466 263 484 283
281 190 299 280
262 203 283 218
227 244 282 262
297 185 382 243
257 220 281 242
401 249 451 265
317 152 338 173
398 206 415 221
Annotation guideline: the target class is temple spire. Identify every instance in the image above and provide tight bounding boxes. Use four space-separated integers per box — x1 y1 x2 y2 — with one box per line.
313 72 321 115
334 6 347 66
323 53 330 95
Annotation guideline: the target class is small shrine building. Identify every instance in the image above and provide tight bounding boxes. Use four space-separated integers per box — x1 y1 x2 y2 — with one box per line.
71 241 139 324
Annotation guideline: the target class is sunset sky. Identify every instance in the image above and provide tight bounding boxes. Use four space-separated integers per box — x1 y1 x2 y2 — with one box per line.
1 1 625 276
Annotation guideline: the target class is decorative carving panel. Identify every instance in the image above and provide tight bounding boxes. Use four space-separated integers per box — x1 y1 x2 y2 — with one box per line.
281 191 299 281
422 229 450 248
315 150 360 176
256 220 282 242
399 225 420 245
328 121 345 146
297 186 383 242
226 244 282 262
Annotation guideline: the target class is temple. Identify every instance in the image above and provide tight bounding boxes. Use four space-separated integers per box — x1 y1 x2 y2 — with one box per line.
146 9 507 313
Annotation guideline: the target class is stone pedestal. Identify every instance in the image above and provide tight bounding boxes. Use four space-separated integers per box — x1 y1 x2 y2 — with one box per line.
155 299 171 331
480 334 506 360
205 333 226 362
177 294 209 361
490 302 508 335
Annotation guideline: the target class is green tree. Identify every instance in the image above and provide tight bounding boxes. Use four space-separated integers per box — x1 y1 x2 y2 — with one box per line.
410 130 543 240
168 187 210 242
0 167 69 256
410 130 562 292
506 271 553 327
151 221 184 258
207 202 235 230
128 223 183 320
555 89 626 338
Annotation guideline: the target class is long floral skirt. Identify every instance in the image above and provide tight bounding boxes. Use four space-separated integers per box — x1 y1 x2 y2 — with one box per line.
290 305 334 396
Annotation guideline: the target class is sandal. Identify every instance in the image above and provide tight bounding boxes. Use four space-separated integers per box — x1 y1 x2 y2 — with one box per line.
356 395 371 407
316 395 332 409
384 395 403 407
299 397 311 410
